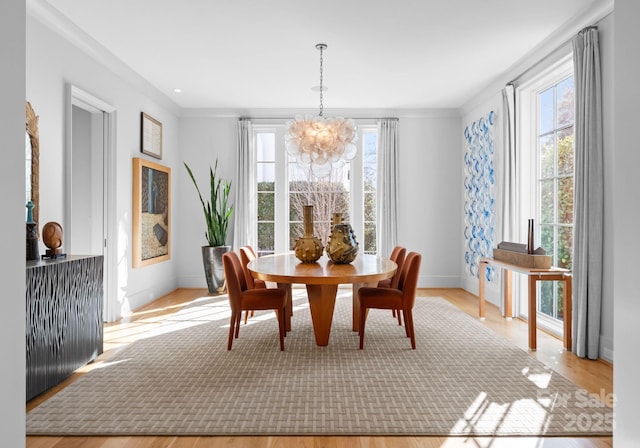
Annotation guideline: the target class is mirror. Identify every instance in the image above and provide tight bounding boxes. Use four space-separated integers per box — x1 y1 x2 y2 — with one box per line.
26 101 40 228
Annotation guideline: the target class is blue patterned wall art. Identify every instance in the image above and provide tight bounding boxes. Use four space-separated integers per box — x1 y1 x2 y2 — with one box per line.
464 111 496 281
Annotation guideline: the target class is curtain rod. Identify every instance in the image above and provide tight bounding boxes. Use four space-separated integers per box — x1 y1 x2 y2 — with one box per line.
508 25 598 86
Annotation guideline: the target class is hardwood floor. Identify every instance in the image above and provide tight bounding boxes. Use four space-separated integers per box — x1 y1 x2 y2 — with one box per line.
26 288 613 448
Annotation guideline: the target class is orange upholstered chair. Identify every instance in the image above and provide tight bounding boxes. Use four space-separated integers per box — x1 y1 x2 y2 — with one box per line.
222 251 287 351
358 251 422 349
377 246 406 325
239 245 267 324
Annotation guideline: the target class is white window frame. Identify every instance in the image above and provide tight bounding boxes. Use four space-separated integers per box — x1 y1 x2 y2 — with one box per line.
252 122 378 256
516 54 573 337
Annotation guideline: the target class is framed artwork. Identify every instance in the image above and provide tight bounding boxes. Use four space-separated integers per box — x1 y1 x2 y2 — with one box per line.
141 112 163 159
132 157 171 268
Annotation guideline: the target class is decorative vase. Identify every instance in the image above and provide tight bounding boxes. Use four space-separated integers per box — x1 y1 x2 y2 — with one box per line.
294 205 323 263
26 201 39 261
202 245 231 294
325 212 359 264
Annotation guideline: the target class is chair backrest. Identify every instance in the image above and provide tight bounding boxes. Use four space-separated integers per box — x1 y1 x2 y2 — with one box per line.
388 246 406 289
397 252 422 309
222 251 248 312
239 246 258 289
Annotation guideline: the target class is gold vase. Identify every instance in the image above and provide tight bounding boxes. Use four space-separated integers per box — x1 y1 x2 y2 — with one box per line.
325 212 359 264
294 205 323 263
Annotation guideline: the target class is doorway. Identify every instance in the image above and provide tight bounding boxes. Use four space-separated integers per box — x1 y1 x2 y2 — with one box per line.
66 85 117 322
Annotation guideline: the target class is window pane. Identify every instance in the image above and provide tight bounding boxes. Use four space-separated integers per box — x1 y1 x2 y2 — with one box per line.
257 163 275 183
257 192 274 221
539 281 554 317
364 222 376 254
364 192 376 222
540 179 554 224
539 135 555 178
558 177 574 225
258 180 274 192
289 163 310 184
558 127 574 175
258 222 274 254
556 281 566 320
557 77 574 128
540 224 554 256
256 133 275 161
558 226 573 269
539 88 554 135
289 222 303 249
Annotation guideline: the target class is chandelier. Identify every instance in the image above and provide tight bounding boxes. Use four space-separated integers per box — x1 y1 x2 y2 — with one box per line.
285 43 358 178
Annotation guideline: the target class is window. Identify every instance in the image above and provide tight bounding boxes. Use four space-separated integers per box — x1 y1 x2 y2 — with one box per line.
518 55 574 335
254 123 378 257
537 76 574 322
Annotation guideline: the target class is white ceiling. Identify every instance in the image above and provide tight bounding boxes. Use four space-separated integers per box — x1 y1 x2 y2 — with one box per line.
41 0 609 111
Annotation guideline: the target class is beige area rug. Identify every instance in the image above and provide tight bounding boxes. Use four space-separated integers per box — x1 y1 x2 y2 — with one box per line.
26 292 612 436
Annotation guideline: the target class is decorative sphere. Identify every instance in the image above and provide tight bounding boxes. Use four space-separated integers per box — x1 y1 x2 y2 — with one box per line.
42 221 63 250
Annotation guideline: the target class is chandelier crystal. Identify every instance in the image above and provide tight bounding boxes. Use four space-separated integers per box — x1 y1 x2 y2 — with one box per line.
285 44 358 178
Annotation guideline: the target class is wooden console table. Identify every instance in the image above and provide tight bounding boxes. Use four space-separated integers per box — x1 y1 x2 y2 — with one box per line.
478 257 572 351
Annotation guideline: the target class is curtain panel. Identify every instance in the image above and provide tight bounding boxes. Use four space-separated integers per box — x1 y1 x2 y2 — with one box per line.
377 118 399 258
233 119 257 251
500 84 517 317
572 27 604 359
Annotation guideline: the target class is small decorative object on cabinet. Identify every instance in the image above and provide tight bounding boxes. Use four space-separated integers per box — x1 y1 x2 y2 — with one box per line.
41 221 66 260
294 205 323 263
325 212 359 264
26 201 39 261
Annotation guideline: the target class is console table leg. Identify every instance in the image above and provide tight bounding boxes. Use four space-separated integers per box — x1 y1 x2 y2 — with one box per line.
478 261 487 319
563 274 573 351
528 275 538 351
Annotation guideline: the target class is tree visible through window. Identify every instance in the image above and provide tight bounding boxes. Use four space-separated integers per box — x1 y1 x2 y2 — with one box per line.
537 75 574 321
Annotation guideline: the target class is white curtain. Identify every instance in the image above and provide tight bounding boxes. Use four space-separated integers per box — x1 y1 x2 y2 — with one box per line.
232 118 257 251
500 84 517 317
572 27 604 359
377 118 399 257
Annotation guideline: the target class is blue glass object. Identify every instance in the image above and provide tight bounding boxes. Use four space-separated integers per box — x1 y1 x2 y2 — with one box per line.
463 111 496 281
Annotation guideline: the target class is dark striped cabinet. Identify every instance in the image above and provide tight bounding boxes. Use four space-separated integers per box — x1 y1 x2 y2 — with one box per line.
26 255 103 401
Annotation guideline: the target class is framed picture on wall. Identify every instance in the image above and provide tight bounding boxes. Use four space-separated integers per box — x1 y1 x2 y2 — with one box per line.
132 157 170 268
141 112 163 159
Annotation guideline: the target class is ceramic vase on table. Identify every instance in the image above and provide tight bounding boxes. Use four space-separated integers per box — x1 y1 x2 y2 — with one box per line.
325 212 359 264
294 205 323 263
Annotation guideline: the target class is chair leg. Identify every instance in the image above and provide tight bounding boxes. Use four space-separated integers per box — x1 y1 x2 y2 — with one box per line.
405 309 416 349
227 311 237 350
402 309 410 337
243 309 255 325
396 309 402 326
234 312 242 338
359 306 368 349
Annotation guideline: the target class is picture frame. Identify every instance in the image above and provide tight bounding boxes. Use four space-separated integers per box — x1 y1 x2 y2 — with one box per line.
132 157 171 268
140 112 163 159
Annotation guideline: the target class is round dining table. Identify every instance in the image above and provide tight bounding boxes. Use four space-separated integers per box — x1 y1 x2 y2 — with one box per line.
247 252 396 346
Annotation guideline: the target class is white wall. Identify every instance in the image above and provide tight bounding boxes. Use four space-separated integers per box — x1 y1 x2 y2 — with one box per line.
0 0 26 445
459 12 614 362
26 9 181 320
175 112 463 289
613 0 640 443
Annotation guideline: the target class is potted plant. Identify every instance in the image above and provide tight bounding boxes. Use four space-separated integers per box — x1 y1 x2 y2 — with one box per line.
184 158 233 294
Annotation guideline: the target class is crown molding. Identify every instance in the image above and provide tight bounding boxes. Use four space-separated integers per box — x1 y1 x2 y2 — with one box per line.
26 0 181 115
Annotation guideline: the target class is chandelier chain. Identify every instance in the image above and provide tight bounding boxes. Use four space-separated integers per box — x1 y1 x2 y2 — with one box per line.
318 45 324 117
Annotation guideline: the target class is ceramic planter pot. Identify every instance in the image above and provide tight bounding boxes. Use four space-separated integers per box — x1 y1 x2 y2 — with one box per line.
201 245 231 293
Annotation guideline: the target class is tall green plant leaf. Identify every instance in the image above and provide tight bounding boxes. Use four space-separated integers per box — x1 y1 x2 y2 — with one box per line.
184 159 233 247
